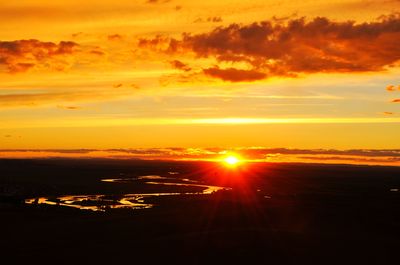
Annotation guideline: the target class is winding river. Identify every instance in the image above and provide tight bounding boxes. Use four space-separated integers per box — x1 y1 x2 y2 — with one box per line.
25 174 230 211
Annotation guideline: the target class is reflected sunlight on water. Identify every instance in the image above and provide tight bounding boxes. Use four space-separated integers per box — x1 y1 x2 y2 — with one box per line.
25 174 230 211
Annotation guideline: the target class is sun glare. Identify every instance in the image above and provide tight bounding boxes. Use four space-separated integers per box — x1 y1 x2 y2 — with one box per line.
224 156 240 166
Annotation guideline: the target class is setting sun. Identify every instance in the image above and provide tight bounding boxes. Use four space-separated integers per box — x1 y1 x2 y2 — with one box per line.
2 1 400 264
224 156 240 166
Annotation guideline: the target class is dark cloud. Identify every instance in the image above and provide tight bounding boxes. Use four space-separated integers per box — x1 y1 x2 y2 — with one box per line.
90 49 105 56
383 111 394 115
169 60 191 71
239 148 400 158
107 34 123 41
298 155 400 164
207 17 223 23
392 99 400 102
0 39 79 73
0 149 97 154
1 147 400 165
140 14 400 82
194 17 223 23
138 35 173 51
203 67 267 82
71 32 85 38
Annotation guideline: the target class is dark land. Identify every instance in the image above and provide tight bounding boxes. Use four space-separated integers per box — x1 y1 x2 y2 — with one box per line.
1 158 400 264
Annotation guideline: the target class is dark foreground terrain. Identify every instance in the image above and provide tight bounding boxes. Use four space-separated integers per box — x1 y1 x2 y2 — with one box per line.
1 159 400 264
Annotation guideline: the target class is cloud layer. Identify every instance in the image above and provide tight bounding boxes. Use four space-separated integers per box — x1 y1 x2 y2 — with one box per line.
0 39 79 73
1 148 400 165
140 14 400 82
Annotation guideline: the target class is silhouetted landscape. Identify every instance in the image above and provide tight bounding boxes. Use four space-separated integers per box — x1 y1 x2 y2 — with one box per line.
1 159 399 264
3 1 400 264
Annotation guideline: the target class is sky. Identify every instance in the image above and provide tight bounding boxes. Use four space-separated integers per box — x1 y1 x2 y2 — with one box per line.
1 0 400 164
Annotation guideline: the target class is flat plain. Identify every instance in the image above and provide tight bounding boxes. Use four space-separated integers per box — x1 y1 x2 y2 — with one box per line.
1 159 399 264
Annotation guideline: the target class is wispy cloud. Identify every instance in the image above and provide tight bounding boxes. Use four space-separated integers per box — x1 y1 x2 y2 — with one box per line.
57 105 81 110
1 147 400 166
0 88 133 108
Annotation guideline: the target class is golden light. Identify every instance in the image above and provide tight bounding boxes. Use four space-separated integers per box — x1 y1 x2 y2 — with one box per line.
224 156 240 166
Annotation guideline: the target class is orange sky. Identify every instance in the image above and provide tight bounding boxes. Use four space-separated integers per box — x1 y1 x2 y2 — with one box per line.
1 0 400 163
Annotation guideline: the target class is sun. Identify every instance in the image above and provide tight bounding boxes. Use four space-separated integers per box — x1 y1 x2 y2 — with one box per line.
224 155 240 166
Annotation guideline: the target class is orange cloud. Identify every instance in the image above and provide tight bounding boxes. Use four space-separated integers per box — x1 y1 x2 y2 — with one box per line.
392 99 400 103
90 49 105 56
207 17 223 23
0 88 133 108
138 35 173 51
169 60 191 71
0 39 79 73
113 83 123 88
57 105 81 110
140 14 400 81
2 148 400 165
107 34 123 41
203 67 267 82
194 17 223 23
146 0 171 4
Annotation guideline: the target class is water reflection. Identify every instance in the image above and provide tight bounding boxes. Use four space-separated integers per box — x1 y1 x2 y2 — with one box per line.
25 194 152 211
25 174 230 212
100 175 197 183
145 181 225 194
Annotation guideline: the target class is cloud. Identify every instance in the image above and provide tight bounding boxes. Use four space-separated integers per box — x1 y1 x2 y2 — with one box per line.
146 0 170 4
0 88 133 108
194 17 223 23
0 39 79 73
383 111 394 115
387 84 400 104
207 17 223 23
1 147 400 165
131 84 141 89
203 67 267 82
107 34 124 41
169 60 191 71
140 14 400 82
138 35 173 51
241 148 400 158
298 155 400 164
90 49 105 56
57 105 81 110
387 85 397 91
